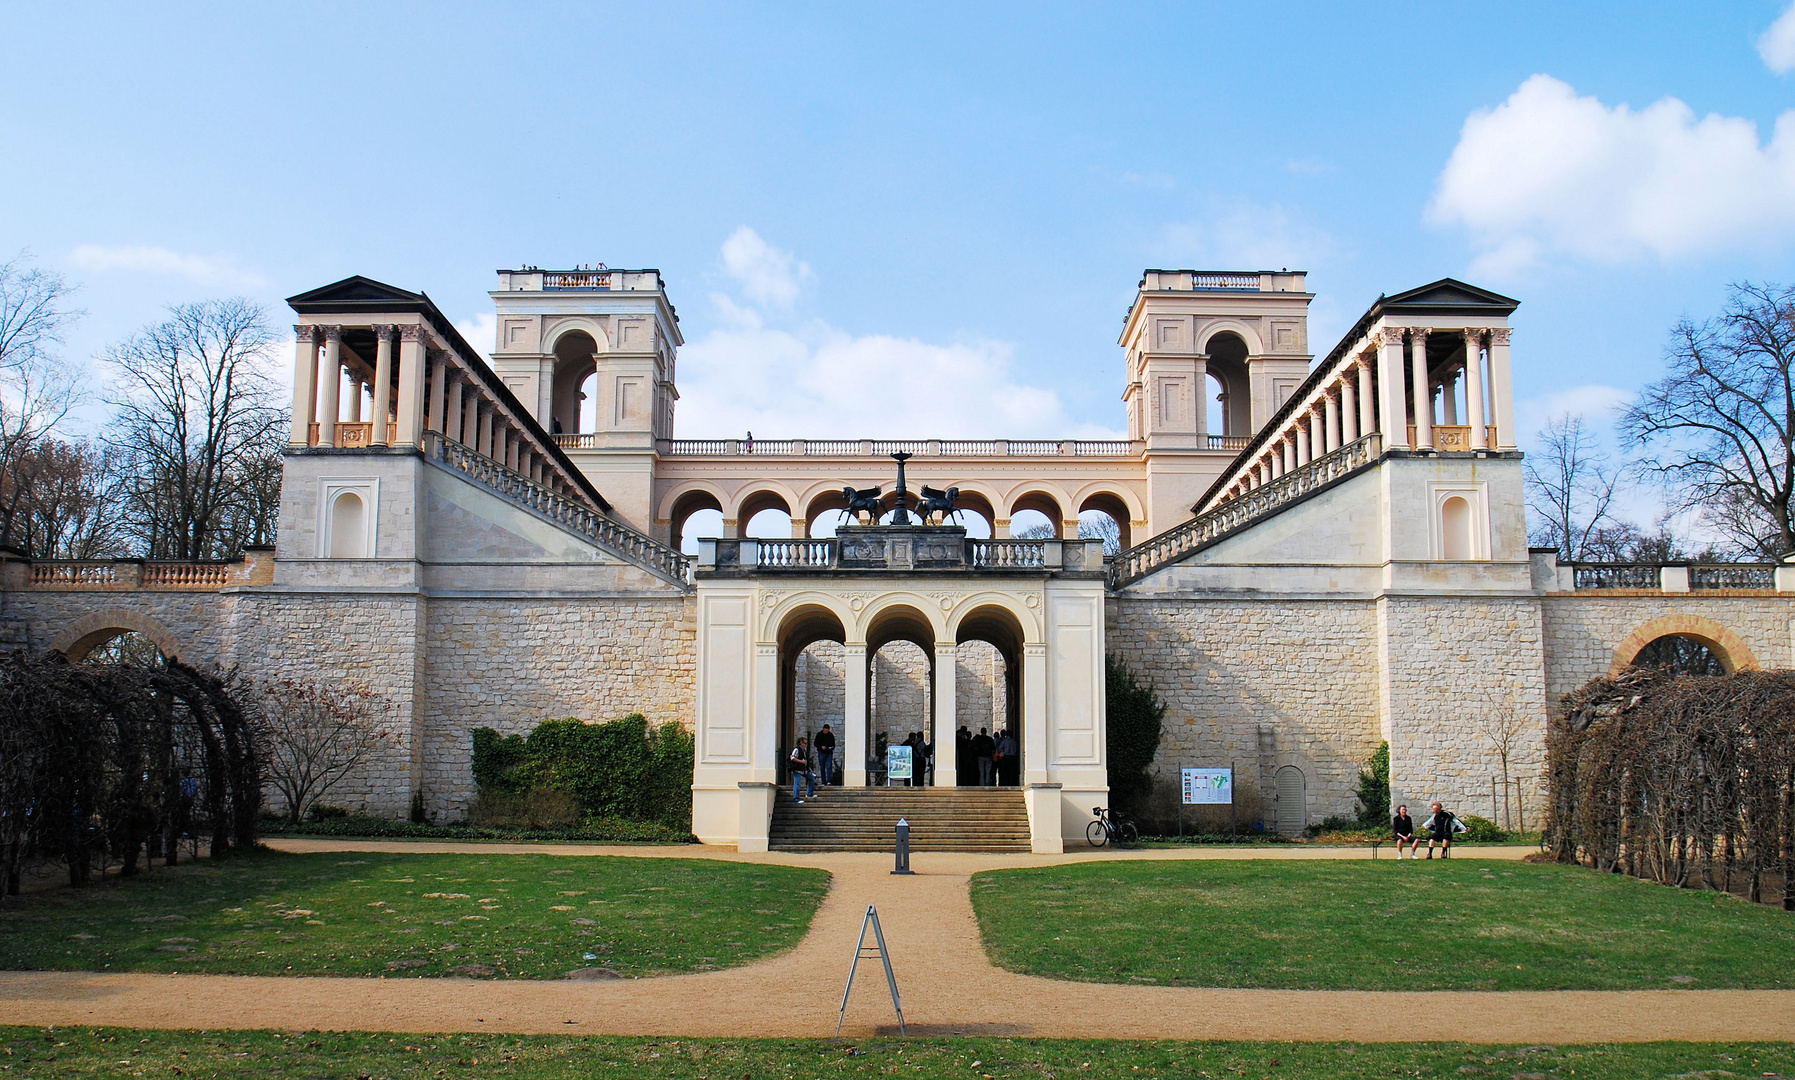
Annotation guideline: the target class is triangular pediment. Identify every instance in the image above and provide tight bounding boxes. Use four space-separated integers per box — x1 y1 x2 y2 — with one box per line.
287 275 426 307
1382 278 1519 311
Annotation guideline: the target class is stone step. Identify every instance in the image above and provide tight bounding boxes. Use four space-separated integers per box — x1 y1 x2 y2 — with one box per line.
768 786 1031 853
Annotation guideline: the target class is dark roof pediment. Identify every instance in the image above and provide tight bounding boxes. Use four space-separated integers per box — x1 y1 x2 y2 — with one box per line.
287 275 427 310
1381 278 1519 313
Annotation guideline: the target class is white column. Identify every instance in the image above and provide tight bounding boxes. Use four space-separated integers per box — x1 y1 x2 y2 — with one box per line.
317 326 343 447
1488 327 1516 449
289 326 319 445
1465 329 1489 450
1441 370 1459 425
1341 377 1358 443
1022 644 1048 786
1410 327 1433 450
1357 356 1377 439
1376 327 1410 448
477 405 493 458
394 324 428 446
347 375 363 422
428 357 448 434
462 387 479 447
933 642 958 787
1295 422 1310 466
844 644 869 787
442 371 462 448
371 326 394 446
1324 394 1341 452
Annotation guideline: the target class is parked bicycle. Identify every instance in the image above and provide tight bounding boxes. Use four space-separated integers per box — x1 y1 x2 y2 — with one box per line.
1087 805 1138 847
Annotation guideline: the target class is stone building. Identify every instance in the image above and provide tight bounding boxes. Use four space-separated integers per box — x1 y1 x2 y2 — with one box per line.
5 267 1790 852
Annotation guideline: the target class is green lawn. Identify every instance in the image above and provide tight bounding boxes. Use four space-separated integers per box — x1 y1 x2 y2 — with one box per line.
5 1029 1794 1079
0 850 827 979
972 859 1795 991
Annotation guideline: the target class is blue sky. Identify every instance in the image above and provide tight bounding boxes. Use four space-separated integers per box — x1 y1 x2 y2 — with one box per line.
6 3 1795 450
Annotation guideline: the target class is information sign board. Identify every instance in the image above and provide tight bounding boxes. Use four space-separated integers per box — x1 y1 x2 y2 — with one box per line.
1182 767 1233 805
887 745 913 780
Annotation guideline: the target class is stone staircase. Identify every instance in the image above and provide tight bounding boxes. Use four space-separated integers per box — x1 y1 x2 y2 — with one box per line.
768 787 1032 853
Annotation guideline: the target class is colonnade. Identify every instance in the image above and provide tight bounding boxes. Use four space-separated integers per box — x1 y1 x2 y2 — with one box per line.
1219 324 1514 503
289 322 584 499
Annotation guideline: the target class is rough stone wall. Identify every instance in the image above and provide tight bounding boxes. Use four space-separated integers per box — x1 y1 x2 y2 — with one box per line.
1541 594 1795 704
232 591 428 820
419 595 695 819
1377 596 1548 828
956 640 1007 734
794 640 845 742
2 589 244 667
872 642 930 746
1107 597 1383 832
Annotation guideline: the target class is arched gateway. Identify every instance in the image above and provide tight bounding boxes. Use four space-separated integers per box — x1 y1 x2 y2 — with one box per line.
690 522 1108 853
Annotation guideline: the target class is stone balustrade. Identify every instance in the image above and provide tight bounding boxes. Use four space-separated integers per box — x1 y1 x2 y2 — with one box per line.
642 437 1141 458
4 549 274 591
696 526 1105 576
1110 433 1381 588
1532 551 1794 594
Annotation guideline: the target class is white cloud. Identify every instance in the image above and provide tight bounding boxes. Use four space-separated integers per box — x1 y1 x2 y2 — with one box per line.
1760 4 1795 74
454 313 496 360
1429 75 1795 276
677 232 1119 439
719 227 811 309
67 244 267 288
1158 203 1330 271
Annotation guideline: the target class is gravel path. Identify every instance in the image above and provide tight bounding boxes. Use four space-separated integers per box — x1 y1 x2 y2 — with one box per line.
3 841 1790 1041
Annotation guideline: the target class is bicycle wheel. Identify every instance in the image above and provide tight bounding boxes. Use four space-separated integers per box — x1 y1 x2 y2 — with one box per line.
1086 820 1109 847
1118 821 1139 846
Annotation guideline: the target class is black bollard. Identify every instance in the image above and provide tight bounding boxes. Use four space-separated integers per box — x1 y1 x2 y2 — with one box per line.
892 817 914 875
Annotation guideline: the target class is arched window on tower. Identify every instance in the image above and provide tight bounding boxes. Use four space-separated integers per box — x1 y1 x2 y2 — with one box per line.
329 490 366 558
1441 495 1472 561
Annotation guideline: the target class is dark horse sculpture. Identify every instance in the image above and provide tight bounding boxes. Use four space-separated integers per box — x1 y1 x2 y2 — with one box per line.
842 485 883 523
915 485 960 524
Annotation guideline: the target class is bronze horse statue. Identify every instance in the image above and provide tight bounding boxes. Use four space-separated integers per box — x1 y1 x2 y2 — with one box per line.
915 485 960 524
842 485 883 523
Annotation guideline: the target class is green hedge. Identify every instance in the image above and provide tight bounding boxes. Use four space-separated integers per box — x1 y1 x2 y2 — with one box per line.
259 813 693 843
471 714 694 829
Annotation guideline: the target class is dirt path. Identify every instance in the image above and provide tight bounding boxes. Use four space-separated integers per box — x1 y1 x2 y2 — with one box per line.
3 842 1790 1042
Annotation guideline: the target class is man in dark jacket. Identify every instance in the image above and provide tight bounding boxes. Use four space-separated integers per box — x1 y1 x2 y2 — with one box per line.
972 727 996 786
1423 802 1460 859
814 724 837 786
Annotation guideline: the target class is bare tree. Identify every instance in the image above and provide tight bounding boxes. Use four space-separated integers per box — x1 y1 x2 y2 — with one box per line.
1477 706 1530 834
1078 510 1122 555
1524 413 1624 559
4 439 127 558
102 299 284 560
1619 281 1795 559
256 679 396 824
0 254 84 552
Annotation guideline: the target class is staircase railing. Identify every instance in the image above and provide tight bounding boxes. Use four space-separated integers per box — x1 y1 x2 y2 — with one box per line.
424 431 691 587
1108 433 1382 589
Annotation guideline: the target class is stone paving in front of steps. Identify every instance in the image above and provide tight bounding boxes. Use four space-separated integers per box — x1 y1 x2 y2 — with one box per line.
3 839 1793 1043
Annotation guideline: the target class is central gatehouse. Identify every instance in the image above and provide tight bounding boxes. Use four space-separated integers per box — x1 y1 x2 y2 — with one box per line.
691 521 1108 853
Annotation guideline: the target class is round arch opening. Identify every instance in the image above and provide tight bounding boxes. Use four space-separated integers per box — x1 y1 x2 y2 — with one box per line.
1630 634 1728 676
550 329 600 436
1204 331 1251 439
956 603 1027 787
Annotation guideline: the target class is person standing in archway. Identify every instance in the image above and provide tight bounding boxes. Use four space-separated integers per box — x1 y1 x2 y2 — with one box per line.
995 729 1018 786
789 738 817 803
956 726 972 785
814 724 837 787
973 727 996 786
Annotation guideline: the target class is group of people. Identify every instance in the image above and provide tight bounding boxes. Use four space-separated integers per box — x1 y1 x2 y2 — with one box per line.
1391 802 1466 858
956 726 1017 786
787 724 838 802
784 721 1026 799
